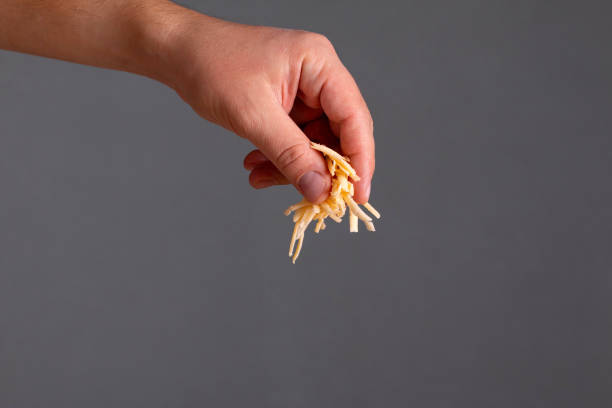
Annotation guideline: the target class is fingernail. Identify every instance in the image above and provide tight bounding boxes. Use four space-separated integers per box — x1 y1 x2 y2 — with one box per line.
298 171 327 202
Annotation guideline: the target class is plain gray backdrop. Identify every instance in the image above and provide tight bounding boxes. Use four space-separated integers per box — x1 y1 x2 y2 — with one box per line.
1 1 611 407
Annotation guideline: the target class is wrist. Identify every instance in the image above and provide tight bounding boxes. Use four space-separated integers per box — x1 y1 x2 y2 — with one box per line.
134 2 226 92
124 1 191 87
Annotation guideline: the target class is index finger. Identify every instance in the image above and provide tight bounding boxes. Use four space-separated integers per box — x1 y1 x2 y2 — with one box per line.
318 61 375 203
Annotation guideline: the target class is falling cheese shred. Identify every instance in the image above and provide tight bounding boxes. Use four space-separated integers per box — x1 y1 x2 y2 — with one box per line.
285 142 381 263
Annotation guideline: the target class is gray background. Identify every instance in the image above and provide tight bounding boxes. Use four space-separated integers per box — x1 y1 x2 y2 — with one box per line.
1 0 611 407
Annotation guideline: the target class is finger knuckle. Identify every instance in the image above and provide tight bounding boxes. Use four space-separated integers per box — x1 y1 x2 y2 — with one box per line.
275 142 310 175
298 31 335 53
312 33 334 49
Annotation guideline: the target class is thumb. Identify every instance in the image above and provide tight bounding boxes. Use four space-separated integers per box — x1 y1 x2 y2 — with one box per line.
245 105 331 203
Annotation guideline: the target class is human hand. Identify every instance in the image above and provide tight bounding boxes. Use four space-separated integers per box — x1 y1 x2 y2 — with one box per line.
0 0 374 204
164 14 375 203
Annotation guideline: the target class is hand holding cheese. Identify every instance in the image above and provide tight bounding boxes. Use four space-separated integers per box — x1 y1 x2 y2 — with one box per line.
194 24 376 204
0 0 374 203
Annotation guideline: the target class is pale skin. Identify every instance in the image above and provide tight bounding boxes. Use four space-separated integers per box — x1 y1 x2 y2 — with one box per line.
0 0 375 204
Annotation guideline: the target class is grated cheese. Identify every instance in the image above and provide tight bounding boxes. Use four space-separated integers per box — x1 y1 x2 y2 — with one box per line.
285 142 381 263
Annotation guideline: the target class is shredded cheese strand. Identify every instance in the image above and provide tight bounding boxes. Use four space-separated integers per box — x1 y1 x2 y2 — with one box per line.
363 202 381 219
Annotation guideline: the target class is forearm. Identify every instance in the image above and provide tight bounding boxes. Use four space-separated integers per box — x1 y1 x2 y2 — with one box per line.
0 0 195 86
